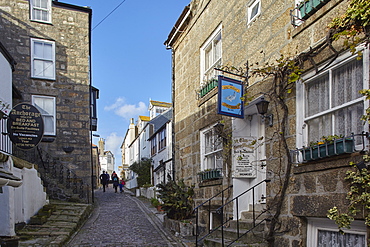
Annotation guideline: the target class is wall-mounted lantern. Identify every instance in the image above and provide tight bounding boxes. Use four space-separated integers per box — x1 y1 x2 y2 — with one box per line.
256 98 273 127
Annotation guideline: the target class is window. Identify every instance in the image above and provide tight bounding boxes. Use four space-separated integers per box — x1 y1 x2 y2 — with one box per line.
200 26 222 83
247 0 261 24
159 128 166 150
32 95 56 136
296 48 369 147
307 218 367 247
31 38 55 80
30 0 52 23
200 125 223 171
151 136 157 156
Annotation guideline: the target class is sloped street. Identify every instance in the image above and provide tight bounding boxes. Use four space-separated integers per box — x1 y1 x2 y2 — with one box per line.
66 187 185 247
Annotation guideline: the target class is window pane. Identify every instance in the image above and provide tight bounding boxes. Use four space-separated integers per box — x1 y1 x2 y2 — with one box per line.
43 43 53 59
33 60 44 77
34 42 44 58
307 114 332 143
214 33 222 61
334 102 364 137
306 74 330 117
205 45 212 71
332 58 363 107
43 116 54 133
318 230 365 247
41 0 48 9
43 61 54 78
251 2 260 19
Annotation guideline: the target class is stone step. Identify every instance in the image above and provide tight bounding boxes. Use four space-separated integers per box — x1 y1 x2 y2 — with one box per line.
212 226 266 243
17 200 92 247
228 219 265 231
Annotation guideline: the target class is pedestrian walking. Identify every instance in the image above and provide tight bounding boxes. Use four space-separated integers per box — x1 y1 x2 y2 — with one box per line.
105 172 110 188
112 171 119 193
99 171 109 192
119 178 125 193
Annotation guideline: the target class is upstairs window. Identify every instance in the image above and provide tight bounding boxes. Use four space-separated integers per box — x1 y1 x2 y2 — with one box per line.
30 0 52 23
151 136 157 156
32 95 56 136
247 0 261 24
31 38 55 80
159 128 166 150
200 26 222 84
200 125 223 171
296 48 369 147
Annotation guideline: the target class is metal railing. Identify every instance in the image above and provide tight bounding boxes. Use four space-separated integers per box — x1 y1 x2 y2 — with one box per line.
194 180 270 246
0 116 11 154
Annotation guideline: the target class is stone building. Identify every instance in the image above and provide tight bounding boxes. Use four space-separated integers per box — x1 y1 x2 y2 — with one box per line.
0 0 97 203
165 0 369 246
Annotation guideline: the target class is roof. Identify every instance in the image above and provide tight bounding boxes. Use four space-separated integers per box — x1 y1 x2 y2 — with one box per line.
148 109 172 139
150 100 172 108
139 116 150 121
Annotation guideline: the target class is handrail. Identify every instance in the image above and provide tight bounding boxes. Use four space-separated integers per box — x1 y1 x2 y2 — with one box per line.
195 179 269 246
193 184 232 212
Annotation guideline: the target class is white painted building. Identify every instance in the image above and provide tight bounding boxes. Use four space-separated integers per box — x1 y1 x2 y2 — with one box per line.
98 138 115 175
0 41 47 239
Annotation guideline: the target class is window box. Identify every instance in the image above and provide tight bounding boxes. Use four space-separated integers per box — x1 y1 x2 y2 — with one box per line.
199 79 218 98
298 0 330 20
199 169 222 181
301 138 354 162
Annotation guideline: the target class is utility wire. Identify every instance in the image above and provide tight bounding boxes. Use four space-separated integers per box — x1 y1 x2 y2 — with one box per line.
92 0 127 31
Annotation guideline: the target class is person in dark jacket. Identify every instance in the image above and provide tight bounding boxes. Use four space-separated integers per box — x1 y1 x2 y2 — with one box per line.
111 171 119 193
99 171 109 192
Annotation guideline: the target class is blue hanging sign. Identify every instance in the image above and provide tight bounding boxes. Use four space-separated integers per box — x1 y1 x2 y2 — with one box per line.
217 76 244 118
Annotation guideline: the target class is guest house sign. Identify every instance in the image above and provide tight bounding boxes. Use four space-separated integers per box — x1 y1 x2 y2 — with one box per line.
7 103 44 150
217 76 244 118
233 137 257 178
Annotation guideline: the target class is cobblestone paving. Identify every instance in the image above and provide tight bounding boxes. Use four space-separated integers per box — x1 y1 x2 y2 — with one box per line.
67 187 183 247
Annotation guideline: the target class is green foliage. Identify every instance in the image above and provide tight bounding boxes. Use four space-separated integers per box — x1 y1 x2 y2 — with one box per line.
129 157 152 187
156 179 194 220
150 197 160 207
327 156 370 231
309 134 344 147
329 0 370 55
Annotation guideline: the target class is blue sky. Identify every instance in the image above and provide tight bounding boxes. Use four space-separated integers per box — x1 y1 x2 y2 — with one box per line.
65 0 189 168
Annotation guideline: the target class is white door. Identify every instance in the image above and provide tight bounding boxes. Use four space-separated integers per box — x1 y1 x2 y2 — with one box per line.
232 113 266 219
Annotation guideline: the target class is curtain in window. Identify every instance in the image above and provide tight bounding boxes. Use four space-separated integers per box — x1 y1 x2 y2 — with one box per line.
32 0 50 22
332 58 363 108
305 74 329 117
318 230 365 247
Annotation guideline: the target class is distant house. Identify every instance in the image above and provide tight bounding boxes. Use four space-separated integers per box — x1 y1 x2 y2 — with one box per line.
148 108 173 185
0 0 97 205
98 138 115 176
122 100 172 192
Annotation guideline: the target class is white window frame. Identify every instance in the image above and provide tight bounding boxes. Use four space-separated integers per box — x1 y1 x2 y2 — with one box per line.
32 95 56 136
31 38 56 80
247 0 261 24
200 25 222 84
296 46 369 148
307 218 367 247
200 124 223 171
30 0 52 24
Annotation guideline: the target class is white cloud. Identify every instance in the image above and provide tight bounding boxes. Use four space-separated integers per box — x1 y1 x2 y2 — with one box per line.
104 98 147 120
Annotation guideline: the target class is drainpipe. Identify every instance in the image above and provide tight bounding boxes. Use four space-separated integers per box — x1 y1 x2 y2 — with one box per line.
171 49 176 181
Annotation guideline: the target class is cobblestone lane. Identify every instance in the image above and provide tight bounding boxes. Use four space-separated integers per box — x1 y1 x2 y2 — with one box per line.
67 187 183 247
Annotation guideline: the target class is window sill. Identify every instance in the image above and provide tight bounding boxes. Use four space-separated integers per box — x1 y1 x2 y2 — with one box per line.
42 136 56 142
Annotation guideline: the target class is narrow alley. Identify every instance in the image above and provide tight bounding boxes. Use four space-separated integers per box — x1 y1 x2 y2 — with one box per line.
66 188 184 247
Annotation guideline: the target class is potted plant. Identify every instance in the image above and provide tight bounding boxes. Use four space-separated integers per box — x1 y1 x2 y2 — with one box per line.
301 135 355 161
0 100 10 119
